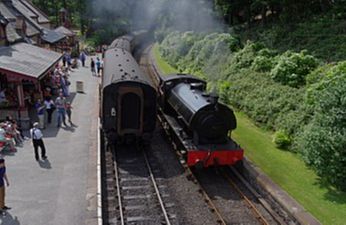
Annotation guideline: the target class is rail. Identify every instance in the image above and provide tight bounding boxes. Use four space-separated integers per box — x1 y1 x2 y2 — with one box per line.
221 167 270 225
142 149 172 225
228 166 286 225
113 146 125 225
113 144 173 225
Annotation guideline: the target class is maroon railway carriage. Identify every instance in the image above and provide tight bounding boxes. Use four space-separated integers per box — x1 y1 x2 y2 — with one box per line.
159 74 243 167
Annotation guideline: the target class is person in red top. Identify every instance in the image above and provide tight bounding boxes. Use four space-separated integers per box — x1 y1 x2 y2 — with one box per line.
0 158 10 214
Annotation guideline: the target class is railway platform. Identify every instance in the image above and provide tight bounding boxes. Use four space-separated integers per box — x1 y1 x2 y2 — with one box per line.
0 57 100 225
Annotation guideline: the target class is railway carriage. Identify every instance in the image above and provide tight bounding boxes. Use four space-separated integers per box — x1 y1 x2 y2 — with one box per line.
101 37 156 144
108 35 133 52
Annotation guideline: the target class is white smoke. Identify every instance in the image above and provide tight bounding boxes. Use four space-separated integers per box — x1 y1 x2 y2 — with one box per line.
90 0 224 32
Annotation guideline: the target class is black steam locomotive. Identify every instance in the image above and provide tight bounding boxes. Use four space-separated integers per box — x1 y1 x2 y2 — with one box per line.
159 74 243 167
101 35 157 144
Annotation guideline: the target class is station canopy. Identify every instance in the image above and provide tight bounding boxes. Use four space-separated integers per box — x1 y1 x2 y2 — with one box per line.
54 26 75 37
0 42 62 82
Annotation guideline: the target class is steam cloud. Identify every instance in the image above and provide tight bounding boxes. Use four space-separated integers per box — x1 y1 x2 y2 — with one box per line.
90 0 224 32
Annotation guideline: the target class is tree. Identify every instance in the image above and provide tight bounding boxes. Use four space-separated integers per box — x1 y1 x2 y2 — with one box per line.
299 62 346 191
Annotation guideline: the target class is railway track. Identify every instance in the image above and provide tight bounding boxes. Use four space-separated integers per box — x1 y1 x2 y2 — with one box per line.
141 44 293 225
193 166 288 225
103 142 178 225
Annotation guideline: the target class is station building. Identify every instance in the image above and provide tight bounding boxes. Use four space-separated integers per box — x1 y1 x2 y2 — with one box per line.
0 0 77 127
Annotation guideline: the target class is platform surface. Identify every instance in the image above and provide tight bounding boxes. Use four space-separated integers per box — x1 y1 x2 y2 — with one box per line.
1 57 100 225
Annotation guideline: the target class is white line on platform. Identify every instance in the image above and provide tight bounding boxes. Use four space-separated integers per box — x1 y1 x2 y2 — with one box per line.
97 117 103 225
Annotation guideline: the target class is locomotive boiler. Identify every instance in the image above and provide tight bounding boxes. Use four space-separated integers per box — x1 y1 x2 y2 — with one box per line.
159 74 243 167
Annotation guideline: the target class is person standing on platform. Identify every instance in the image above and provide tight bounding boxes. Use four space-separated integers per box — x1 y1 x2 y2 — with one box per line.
30 122 47 161
0 158 10 214
35 99 45 129
90 58 96 76
96 57 101 77
100 59 104 77
65 102 73 125
62 52 67 67
44 97 55 124
80 51 86 67
66 52 72 71
55 92 67 128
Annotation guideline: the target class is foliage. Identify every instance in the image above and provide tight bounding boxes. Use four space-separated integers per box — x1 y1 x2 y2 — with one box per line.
238 5 346 62
231 41 265 70
273 130 291 149
270 51 319 87
32 0 89 33
218 81 232 104
251 48 277 72
159 32 240 80
224 69 307 139
70 47 79 58
298 61 346 190
216 0 342 26
233 112 346 225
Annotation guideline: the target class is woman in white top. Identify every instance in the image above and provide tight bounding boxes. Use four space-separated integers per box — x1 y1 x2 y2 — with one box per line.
44 97 55 124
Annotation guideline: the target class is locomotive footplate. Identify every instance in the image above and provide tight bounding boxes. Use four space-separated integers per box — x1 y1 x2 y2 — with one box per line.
160 111 244 167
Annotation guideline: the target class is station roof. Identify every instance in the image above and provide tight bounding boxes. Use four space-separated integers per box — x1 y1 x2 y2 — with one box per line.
11 0 43 31
0 1 41 40
19 0 50 23
0 12 7 25
0 43 62 80
42 29 66 43
54 26 75 37
5 22 22 42
17 0 49 23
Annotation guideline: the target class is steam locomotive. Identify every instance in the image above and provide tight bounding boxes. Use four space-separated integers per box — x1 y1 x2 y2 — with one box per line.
158 74 244 167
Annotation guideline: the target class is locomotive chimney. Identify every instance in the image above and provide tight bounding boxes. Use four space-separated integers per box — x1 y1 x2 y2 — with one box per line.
210 93 219 108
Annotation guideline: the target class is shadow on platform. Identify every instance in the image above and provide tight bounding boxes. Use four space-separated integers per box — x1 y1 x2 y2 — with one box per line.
0 212 21 225
38 159 52 169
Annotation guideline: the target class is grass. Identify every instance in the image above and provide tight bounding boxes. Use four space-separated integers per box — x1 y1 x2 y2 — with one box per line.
152 48 346 225
233 112 346 225
153 44 179 75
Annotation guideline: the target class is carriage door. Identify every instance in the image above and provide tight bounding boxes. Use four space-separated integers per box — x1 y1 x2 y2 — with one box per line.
118 87 144 136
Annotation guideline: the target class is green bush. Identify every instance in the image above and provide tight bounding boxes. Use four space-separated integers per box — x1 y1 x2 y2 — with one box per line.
218 81 232 104
232 41 265 70
251 56 274 72
298 61 346 190
251 48 277 72
270 50 319 87
273 130 292 149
